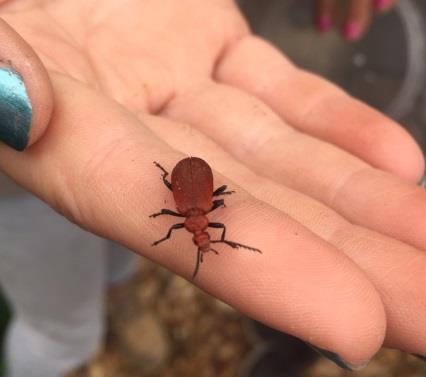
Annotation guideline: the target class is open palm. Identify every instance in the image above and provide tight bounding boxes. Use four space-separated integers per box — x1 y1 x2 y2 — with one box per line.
0 0 425 369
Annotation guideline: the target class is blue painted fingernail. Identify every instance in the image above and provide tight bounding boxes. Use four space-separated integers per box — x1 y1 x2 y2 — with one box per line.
309 345 368 371
418 174 426 188
413 354 426 362
0 67 32 151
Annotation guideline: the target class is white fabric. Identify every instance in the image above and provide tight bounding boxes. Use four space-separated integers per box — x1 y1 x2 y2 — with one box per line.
0 195 138 377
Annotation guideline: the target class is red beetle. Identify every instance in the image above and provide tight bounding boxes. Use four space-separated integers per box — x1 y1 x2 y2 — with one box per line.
150 157 262 279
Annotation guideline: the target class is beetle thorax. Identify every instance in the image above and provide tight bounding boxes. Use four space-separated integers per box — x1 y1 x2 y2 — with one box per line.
184 209 209 234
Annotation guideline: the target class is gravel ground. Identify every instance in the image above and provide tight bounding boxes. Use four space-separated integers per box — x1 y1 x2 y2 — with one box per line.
67 260 426 377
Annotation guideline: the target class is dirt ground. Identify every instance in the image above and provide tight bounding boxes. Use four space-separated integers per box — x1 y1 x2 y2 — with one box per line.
68 260 426 377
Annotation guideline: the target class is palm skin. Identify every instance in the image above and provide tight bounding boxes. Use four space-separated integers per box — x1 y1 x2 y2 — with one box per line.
0 0 425 369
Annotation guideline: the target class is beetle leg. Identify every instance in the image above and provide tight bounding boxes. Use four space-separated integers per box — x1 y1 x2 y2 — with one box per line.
209 199 226 213
209 222 262 253
209 222 227 240
152 223 185 246
153 161 172 191
208 222 227 240
149 209 184 218
213 185 235 197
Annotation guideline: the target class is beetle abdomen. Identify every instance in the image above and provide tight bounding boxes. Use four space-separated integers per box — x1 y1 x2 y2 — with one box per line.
171 157 214 214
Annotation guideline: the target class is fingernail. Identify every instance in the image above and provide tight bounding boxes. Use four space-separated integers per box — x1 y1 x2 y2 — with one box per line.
343 21 363 41
0 66 32 151
315 14 333 33
413 354 426 362
309 345 369 371
374 0 389 11
418 174 426 188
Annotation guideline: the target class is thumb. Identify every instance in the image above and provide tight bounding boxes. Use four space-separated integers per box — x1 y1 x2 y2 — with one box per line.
0 17 52 151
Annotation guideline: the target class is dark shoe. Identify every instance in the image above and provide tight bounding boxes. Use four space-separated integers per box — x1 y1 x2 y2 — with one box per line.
0 289 11 377
240 319 318 377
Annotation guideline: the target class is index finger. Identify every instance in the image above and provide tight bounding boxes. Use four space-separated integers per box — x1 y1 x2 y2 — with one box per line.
0 74 386 369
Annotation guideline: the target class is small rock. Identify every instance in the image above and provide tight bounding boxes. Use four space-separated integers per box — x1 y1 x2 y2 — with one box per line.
118 312 169 373
306 356 344 377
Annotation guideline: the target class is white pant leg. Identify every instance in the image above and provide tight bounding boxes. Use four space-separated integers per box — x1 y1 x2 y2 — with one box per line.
0 195 107 377
107 242 139 286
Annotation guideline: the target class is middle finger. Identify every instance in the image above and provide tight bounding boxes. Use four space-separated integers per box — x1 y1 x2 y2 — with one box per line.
164 80 426 264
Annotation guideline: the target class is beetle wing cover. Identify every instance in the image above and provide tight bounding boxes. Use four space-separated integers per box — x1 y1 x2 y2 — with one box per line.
171 157 214 214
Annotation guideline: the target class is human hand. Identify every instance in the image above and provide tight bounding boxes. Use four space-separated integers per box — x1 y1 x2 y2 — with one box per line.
0 0 424 371
314 0 399 41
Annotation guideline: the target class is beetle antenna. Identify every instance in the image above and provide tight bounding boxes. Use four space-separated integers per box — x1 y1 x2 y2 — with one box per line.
192 248 203 280
211 240 262 253
209 248 219 255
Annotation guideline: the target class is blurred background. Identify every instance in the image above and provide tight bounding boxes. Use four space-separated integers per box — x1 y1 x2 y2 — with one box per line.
66 259 426 377
242 0 426 152
2 1 426 376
